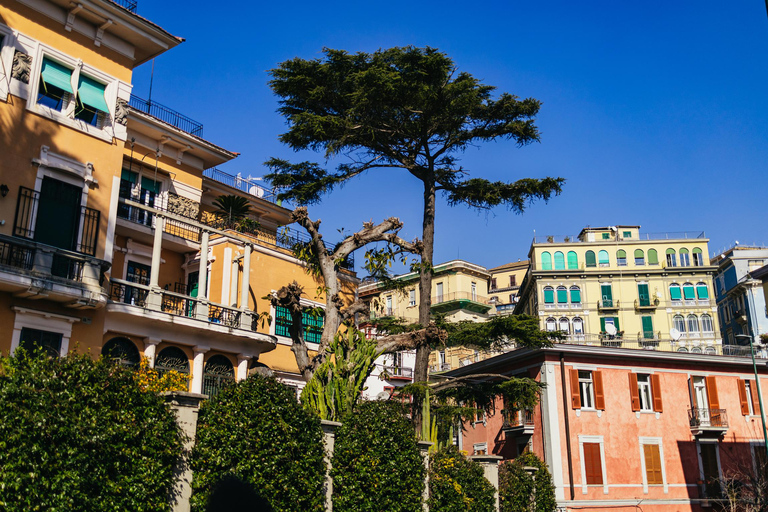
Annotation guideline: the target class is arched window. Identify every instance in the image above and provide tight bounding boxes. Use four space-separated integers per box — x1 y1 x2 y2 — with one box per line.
554 251 565 270
634 249 645 266
569 285 581 304
203 354 235 397
155 347 190 378
545 317 557 331
616 249 627 266
541 252 552 270
692 247 704 266
679 248 690 267
556 286 568 304
543 286 555 304
696 282 709 300
572 317 584 335
687 315 700 336
669 283 682 302
691 347 702 354
704 346 716 355
701 314 714 333
682 282 696 301
101 337 140 367
677 347 689 353
559 317 570 333
585 251 597 268
665 249 677 267
598 250 609 267
567 251 578 269
673 314 686 334
648 249 659 265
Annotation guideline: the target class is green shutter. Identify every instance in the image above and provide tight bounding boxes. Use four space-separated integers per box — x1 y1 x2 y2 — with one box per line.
614 317 620 331
669 285 682 300
557 288 568 303
601 284 613 301
542 252 552 270
121 169 137 183
623 231 631 238
570 288 581 303
554 252 565 270
648 249 658 264
696 284 709 299
617 249 626 258
598 250 609 264
586 251 596 267
638 284 650 306
641 316 653 337
41 58 73 93
567 251 578 269
602 233 610 239
600 317 606 332
544 289 554 303
634 249 644 259
141 177 161 194
683 285 695 300
77 76 109 112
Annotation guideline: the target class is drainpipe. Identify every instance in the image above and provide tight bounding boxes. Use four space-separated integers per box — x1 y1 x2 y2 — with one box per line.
559 353 575 500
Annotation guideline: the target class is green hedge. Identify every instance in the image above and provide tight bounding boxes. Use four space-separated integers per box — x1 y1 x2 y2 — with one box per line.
190 374 326 512
332 401 424 512
0 350 184 511
499 453 556 512
428 446 496 512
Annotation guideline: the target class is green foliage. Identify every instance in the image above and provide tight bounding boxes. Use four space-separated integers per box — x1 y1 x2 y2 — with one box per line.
499 453 557 512
0 349 184 511
190 374 325 512
212 194 252 222
301 326 383 421
332 401 425 512
428 446 496 512
444 314 561 352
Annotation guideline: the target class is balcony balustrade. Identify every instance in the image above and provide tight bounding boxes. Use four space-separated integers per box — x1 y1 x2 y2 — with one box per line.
688 408 728 436
597 299 620 311
202 168 280 205
129 95 203 136
501 409 535 435
381 366 413 380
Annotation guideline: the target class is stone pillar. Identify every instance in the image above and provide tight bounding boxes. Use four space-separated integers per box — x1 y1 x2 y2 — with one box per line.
149 215 165 288
320 420 342 512
190 347 208 394
417 441 433 512
143 337 161 367
240 244 251 310
470 455 503 512
162 391 206 512
195 230 210 319
236 354 250 382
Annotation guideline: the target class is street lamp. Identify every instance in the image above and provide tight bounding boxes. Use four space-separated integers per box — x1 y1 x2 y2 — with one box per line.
735 333 768 459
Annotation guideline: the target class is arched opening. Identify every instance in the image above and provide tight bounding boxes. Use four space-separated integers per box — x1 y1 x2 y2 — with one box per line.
101 337 140 367
648 249 658 265
634 249 645 266
665 249 677 267
541 252 552 270
155 347 190 378
585 251 596 268
554 251 565 270
203 354 235 397
567 251 578 269
598 250 609 267
616 249 627 266
679 248 690 267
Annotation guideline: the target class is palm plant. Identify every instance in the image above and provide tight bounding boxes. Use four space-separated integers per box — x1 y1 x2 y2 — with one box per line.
212 194 252 224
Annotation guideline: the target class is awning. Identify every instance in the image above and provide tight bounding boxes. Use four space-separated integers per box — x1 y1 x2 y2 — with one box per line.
41 59 73 93
77 76 109 112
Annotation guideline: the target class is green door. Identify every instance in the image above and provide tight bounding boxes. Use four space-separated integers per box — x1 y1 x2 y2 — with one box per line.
601 284 613 306
35 177 81 251
638 284 650 306
641 316 654 339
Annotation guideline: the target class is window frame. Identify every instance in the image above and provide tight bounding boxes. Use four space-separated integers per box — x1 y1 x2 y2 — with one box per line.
616 249 627 266
637 374 653 412
639 437 668 493
578 370 595 410
408 289 416 307
0 26 16 102
10 306 76 357
634 249 645 266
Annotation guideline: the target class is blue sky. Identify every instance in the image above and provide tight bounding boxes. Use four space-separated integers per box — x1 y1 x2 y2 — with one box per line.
131 1 768 272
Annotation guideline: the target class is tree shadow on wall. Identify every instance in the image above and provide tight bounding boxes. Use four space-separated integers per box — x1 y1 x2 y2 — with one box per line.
205 475 273 512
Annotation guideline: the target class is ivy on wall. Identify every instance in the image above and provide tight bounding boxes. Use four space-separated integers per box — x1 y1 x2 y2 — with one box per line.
428 446 496 512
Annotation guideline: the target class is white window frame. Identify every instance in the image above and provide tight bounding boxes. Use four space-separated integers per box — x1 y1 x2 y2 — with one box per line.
696 439 722 497
268 294 324 348
408 289 416 307
473 442 488 455
637 374 653 412
118 165 170 227
10 306 78 356
749 440 766 476
578 435 608 494
579 370 595 410
0 25 16 102
638 437 668 494
745 381 756 416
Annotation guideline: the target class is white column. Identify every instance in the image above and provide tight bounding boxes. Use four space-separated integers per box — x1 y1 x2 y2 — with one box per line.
190 346 208 394
417 441 433 512
229 257 239 307
321 420 342 512
236 354 251 381
197 230 209 301
241 244 251 310
470 455 502 512
149 216 165 288
144 337 161 367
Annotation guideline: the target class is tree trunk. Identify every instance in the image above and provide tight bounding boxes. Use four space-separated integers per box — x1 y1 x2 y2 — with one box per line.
415 176 436 382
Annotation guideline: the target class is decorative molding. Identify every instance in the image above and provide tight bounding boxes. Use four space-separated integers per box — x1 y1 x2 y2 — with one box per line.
11 51 32 83
115 97 129 126
167 194 199 219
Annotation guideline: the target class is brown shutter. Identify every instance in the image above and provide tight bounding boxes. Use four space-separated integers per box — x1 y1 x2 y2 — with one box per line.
594 371 606 410
583 443 603 485
738 379 750 416
750 380 761 415
644 444 663 485
706 376 720 410
629 373 641 411
651 374 663 413
689 377 695 408
570 369 581 409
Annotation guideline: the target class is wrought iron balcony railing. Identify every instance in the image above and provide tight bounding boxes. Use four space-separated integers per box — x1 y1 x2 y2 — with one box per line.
129 95 203 137
109 0 137 12
688 408 728 430
203 168 280 205
501 409 534 431
381 366 414 379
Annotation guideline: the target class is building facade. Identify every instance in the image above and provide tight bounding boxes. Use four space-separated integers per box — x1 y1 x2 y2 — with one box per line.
515 225 724 355
487 260 528 316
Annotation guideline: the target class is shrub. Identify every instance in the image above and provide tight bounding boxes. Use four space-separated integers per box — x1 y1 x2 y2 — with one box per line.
0 350 184 511
428 445 496 512
499 452 556 512
332 400 424 512
190 374 326 512
135 357 189 392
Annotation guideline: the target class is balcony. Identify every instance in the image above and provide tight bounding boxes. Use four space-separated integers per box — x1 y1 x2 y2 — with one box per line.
597 299 620 311
129 95 203 137
688 408 728 436
431 292 492 314
501 409 534 435
381 366 413 381
203 168 281 205
634 298 659 311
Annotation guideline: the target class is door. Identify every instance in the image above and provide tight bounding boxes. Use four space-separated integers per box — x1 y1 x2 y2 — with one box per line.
125 261 151 305
699 443 721 498
601 284 613 306
638 283 650 306
35 177 81 251
436 283 443 303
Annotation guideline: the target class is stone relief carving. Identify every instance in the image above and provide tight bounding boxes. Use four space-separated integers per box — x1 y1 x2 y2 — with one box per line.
11 51 32 84
114 98 129 126
167 194 199 219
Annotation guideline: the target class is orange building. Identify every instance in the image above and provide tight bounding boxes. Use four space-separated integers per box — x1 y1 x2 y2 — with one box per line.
449 344 768 511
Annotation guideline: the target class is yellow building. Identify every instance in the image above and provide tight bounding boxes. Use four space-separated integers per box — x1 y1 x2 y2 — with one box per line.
488 260 528 316
0 0 355 394
515 225 722 354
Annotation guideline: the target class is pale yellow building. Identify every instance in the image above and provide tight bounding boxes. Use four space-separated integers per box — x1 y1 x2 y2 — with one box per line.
515 225 721 354
488 260 528 316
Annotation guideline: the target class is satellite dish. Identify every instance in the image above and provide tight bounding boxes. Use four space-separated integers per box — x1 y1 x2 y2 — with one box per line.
670 328 682 341
249 185 265 198
376 391 390 400
605 324 617 336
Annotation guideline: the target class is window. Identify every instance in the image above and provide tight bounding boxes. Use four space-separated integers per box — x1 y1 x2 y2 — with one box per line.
542 252 552 270
101 337 140 367
699 442 722 498
75 75 109 127
669 283 682 303
118 169 162 226
582 441 604 485
570 285 581 304
471 282 477 301
573 317 584 336
436 282 443 302
37 58 73 112
598 250 609 267
630 373 663 412
642 443 664 486
623 231 632 238
275 305 325 344
510 275 517 287
600 283 613 307
648 249 659 265
701 314 713 333
490 278 497 290
154 346 190 378
570 369 605 410
408 289 416 307
567 251 578 269
679 248 690 267
385 295 393 315
641 316 654 339
683 283 695 301
556 286 568 304
637 374 653 411
559 317 570 333
687 315 700 336
19 327 63 357
665 249 677 267
543 286 554 304
579 370 594 409
696 282 709 300
634 249 645 266
616 249 627 266
545 317 557 332
673 314 686 334
473 443 488 456
600 317 620 334
585 251 596 268
738 379 759 416
637 283 651 307
554 251 565 270
602 232 610 240
202 355 235 397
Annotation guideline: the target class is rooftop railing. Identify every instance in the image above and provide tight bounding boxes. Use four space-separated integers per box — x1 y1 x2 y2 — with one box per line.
203 168 280 205
533 231 706 244
129 95 203 137
109 0 137 12
433 291 490 305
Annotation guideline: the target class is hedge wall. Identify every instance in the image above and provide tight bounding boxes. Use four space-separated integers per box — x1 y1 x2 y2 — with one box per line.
428 446 496 512
190 374 326 512
499 452 556 512
0 350 184 511
332 400 425 512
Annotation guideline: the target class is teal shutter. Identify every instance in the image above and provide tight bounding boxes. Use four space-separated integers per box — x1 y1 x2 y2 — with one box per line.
600 317 606 332
557 288 568 303
601 284 613 303
543 289 554 303
554 252 565 270
585 251 596 268
121 169 137 183
598 250 609 265
41 58 73 93
669 286 682 300
696 284 709 299
614 317 620 331
683 285 695 300
641 316 653 337
638 284 650 306
570 288 581 303
141 177 161 194
567 251 578 269
542 252 552 270
77 76 109 112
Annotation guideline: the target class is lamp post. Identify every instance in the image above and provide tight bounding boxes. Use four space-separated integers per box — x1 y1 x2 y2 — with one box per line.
736 334 768 459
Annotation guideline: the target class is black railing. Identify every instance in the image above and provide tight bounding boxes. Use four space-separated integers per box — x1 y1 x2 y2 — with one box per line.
203 168 280 204
208 304 242 328
109 0 137 12
161 293 197 318
202 367 235 397
129 95 203 136
688 408 728 429
51 254 84 281
0 238 34 270
382 366 414 379
502 409 534 430
109 280 149 306
14 186 100 257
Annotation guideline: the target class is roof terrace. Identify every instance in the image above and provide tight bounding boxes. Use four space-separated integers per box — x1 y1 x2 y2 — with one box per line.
129 94 204 137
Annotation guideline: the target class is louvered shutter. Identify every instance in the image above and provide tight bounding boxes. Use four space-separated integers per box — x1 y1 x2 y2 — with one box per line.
738 380 750 415
706 376 719 410
629 373 640 411
750 380 760 415
651 374 663 412
644 444 663 485
583 443 603 485
594 371 605 410
570 369 581 409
